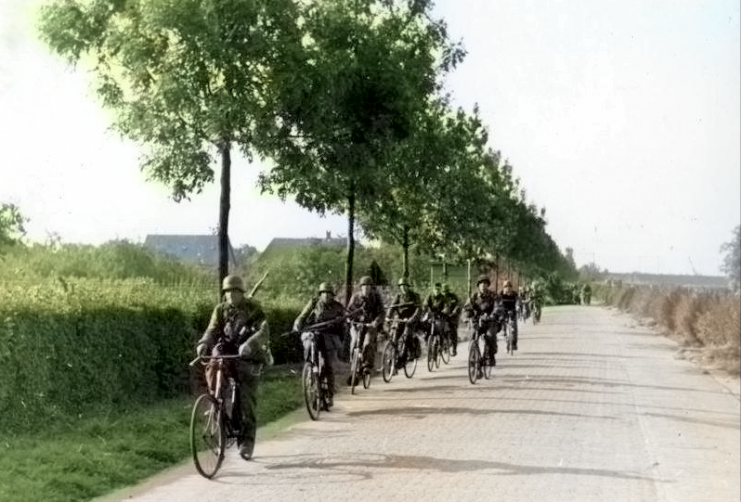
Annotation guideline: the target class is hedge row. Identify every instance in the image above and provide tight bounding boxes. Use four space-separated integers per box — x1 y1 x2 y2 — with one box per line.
0 279 301 433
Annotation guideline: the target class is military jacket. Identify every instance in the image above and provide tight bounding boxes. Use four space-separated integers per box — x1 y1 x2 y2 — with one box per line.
444 291 461 315
423 292 447 315
498 290 519 312
347 289 385 325
198 298 266 354
389 290 421 320
464 290 498 318
294 296 346 333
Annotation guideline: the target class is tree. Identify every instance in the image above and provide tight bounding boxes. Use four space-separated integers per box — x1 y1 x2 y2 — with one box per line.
38 0 301 284
720 225 740 292
259 0 463 304
0 203 27 249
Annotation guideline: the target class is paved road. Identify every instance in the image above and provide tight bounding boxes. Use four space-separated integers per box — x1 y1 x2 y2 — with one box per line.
98 306 740 502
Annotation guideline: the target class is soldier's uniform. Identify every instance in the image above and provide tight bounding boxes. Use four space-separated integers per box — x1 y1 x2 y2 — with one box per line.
498 283 519 350
294 287 346 399
422 284 447 342
347 278 385 373
442 285 461 355
463 277 499 362
388 280 422 360
197 277 269 460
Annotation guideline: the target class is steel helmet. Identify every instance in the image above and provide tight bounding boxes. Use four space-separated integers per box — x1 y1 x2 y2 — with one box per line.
318 282 335 295
398 277 410 286
476 275 490 285
221 275 246 292
359 276 373 286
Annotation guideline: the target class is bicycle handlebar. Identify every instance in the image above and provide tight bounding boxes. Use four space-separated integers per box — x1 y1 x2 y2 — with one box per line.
189 354 243 367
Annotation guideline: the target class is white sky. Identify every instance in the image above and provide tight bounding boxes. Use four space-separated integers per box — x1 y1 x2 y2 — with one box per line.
0 0 739 276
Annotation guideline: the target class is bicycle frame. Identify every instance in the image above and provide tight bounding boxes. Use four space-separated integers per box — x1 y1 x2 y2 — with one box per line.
188 353 242 479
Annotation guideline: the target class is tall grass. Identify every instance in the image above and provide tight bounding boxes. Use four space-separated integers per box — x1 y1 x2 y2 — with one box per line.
595 283 740 375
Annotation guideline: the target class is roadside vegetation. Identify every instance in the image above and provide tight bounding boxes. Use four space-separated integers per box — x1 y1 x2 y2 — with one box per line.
594 282 740 376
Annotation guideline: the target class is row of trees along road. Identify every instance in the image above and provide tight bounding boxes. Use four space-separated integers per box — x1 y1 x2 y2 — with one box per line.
39 0 575 304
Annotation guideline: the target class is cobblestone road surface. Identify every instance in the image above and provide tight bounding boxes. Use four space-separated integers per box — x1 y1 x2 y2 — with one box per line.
97 306 740 502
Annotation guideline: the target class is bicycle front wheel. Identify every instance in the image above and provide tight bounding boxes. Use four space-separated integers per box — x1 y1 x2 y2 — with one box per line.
302 362 321 421
468 341 480 384
440 336 451 365
190 393 225 479
381 342 396 383
350 347 360 395
427 337 438 372
403 349 417 378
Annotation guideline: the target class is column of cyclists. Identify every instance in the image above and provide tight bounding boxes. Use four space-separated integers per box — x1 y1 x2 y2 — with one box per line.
188 273 544 478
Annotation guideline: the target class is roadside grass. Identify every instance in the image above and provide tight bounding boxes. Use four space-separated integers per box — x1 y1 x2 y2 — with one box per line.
596 283 740 376
0 366 303 502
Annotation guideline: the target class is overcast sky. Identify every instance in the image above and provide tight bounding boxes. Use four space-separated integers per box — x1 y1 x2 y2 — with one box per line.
1 0 739 276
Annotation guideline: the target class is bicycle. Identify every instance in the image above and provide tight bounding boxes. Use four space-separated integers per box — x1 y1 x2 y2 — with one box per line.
348 319 373 394
531 299 542 325
299 317 341 420
425 313 447 372
189 353 244 479
467 317 495 384
502 310 517 355
381 317 418 382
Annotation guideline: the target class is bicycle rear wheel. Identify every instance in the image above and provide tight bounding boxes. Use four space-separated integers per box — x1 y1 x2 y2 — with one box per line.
302 362 321 421
468 340 480 384
381 342 396 383
190 393 225 479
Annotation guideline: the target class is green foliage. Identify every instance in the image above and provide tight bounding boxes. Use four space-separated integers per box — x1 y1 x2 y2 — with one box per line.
0 367 303 502
0 240 214 284
0 202 27 249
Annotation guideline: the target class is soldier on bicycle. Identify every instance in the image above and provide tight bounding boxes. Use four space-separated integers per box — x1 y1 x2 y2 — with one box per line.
346 276 385 377
293 282 346 407
388 277 422 362
442 284 461 356
422 282 447 343
498 280 519 351
463 275 499 369
195 275 271 461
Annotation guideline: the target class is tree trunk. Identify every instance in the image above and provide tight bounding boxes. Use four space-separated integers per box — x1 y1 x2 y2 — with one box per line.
402 225 410 279
467 258 472 298
494 253 500 290
218 141 232 288
344 181 356 306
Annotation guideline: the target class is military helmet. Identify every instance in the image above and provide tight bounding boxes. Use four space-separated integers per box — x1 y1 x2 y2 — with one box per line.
442 283 451 292
359 276 373 286
318 282 335 295
476 274 490 285
503 280 513 288
398 277 410 286
222 275 246 292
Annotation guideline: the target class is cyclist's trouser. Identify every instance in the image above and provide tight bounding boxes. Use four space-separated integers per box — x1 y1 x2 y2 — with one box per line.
350 325 377 372
478 321 498 356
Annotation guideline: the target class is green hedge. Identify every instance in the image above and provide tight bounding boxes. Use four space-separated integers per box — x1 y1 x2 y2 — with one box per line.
0 279 302 433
